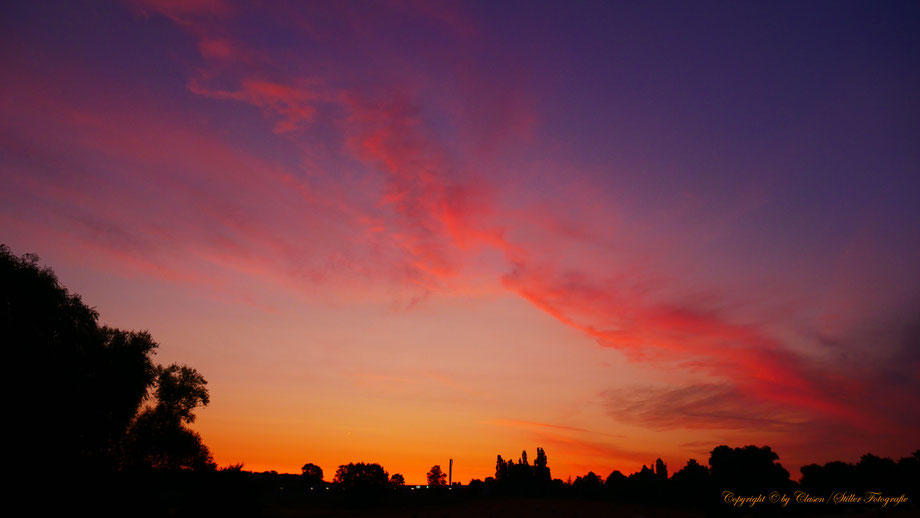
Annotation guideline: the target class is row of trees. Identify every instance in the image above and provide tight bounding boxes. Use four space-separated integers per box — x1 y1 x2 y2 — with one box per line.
3 244 214 473
291 444 918 496
230 445 916 511
461 444 919 506
496 448 551 482
299 461 442 490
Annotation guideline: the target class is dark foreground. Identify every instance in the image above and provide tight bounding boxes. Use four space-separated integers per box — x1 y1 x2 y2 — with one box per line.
263 498 920 518
48 468 920 518
266 498 706 518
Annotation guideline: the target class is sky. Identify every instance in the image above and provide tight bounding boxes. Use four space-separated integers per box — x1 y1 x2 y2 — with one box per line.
1 0 919 484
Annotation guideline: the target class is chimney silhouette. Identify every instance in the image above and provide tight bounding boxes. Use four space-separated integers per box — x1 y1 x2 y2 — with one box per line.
449 458 453 485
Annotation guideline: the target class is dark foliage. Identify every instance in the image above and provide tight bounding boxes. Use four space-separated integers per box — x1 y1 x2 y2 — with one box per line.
334 462 391 502
3 245 156 471
800 450 920 497
534 447 551 482
301 462 324 486
709 444 792 493
669 458 712 506
2 244 212 475
427 464 447 486
572 471 605 498
122 364 215 470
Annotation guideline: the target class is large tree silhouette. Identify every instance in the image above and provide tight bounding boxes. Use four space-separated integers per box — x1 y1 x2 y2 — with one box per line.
709 445 791 493
1 244 212 472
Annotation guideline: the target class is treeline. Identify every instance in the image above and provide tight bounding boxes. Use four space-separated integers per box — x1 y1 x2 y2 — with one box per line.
162 445 917 515
216 445 917 513
469 445 920 507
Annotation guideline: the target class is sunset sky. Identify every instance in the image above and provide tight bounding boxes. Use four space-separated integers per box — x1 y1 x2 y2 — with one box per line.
2 1 919 483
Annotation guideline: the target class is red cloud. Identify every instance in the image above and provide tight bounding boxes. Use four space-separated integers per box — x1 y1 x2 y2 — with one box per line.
501 262 877 432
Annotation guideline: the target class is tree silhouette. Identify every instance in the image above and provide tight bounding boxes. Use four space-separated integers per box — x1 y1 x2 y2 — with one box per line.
670 458 708 486
572 471 604 498
669 458 712 506
122 364 215 470
334 462 390 493
801 460 857 493
654 458 668 479
495 455 508 480
301 462 324 486
493 448 553 494
3 244 215 473
427 464 447 486
3 245 157 470
122 412 214 470
801 451 920 499
709 445 790 493
605 469 628 498
857 453 898 490
534 447 551 482
389 473 405 486
151 363 209 423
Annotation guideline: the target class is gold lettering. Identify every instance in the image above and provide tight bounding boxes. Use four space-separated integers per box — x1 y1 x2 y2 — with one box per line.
795 491 825 503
